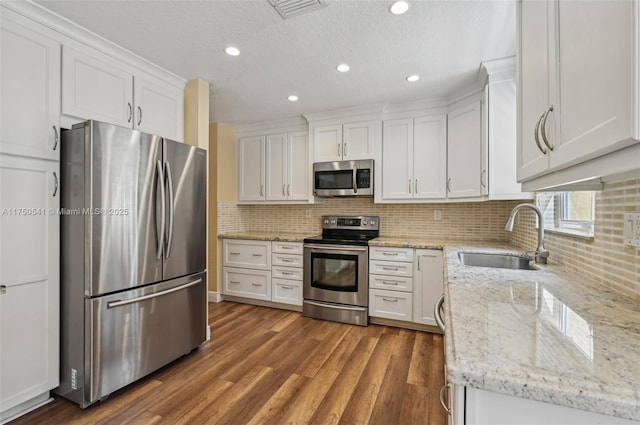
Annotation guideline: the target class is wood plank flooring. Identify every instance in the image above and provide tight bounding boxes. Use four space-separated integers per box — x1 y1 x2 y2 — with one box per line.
10 302 446 425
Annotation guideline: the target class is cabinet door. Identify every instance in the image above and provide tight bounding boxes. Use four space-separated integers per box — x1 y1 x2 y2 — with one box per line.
0 13 60 161
517 0 554 181
238 136 265 201
62 46 134 128
551 0 635 170
134 73 184 142
265 133 287 201
0 155 59 412
343 121 374 160
313 125 342 162
413 249 443 326
287 131 309 201
447 102 482 199
414 114 447 199
382 119 413 200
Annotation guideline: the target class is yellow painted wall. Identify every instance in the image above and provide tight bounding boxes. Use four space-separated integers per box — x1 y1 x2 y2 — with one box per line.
209 122 237 292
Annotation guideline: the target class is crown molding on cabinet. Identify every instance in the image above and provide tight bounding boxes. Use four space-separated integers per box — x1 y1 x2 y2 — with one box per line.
233 116 308 139
303 103 385 125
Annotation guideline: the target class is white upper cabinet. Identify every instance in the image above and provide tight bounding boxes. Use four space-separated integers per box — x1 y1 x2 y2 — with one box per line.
381 115 447 201
238 136 266 202
517 0 637 184
0 11 60 161
313 121 374 162
62 45 184 142
241 130 308 203
447 101 483 199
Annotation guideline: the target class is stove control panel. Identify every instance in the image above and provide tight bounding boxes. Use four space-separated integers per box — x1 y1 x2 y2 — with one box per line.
321 215 379 231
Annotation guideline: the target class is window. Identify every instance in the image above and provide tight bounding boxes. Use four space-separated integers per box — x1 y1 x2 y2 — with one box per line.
536 192 595 237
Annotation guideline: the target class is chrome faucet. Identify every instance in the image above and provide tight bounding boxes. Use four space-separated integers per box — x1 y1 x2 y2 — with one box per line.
505 203 549 264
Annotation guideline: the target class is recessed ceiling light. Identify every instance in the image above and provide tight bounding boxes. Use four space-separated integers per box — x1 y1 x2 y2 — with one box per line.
224 46 240 56
288 95 299 102
406 74 420 82
336 64 350 73
389 1 410 15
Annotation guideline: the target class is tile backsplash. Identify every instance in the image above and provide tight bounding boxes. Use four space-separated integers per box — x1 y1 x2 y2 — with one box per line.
508 179 640 300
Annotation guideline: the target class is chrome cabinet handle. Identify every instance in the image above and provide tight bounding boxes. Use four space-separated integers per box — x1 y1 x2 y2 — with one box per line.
415 178 418 193
137 106 142 126
251 283 263 287
381 281 398 285
164 161 175 259
280 258 294 263
481 169 487 188
252 253 263 257
439 383 451 414
534 111 547 154
127 103 133 123
52 172 58 197
434 294 445 333
230 280 240 284
155 161 166 259
52 126 58 151
353 168 358 194
382 298 399 302
540 105 554 151
283 184 286 196
418 255 421 271
107 278 202 309
343 142 347 157
281 271 294 276
337 143 341 158
260 185 264 197
287 184 290 196
409 179 412 194
281 285 294 290
0 285 6 296
382 266 398 271
446 178 451 193
382 252 399 256
229 252 240 255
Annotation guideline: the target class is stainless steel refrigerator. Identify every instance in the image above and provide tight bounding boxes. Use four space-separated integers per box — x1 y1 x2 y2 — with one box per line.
56 121 207 408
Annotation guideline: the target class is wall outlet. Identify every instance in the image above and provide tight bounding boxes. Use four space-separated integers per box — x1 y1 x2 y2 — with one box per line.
434 210 442 220
305 209 312 218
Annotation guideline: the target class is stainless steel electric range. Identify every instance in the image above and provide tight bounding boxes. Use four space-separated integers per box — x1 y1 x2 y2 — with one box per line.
303 216 380 326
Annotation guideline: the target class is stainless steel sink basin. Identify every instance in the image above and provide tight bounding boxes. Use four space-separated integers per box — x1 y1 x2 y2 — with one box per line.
458 251 536 270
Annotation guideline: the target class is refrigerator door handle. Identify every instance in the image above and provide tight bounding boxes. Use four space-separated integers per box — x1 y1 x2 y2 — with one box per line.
155 160 165 260
106 278 202 309
164 161 175 259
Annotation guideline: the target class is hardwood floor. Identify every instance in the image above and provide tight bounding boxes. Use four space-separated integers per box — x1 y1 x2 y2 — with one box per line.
10 302 446 425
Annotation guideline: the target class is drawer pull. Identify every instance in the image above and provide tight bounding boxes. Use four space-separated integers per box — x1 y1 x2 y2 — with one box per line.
281 258 294 263
281 246 294 250
281 271 294 276
230 280 240 284
382 266 399 271
382 297 399 302
382 252 399 256
281 285 294 290
252 253 263 257
381 281 398 285
229 252 240 255
251 283 263 287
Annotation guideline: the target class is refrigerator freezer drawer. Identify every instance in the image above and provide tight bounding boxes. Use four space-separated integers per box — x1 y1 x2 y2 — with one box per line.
84 273 206 406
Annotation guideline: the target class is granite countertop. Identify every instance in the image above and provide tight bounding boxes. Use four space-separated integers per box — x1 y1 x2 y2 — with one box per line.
443 245 640 421
218 232 310 242
369 237 510 250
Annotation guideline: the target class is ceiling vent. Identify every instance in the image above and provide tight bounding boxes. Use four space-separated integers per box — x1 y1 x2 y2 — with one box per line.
267 0 327 19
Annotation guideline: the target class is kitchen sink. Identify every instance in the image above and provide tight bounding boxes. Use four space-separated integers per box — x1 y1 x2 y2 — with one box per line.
457 251 537 270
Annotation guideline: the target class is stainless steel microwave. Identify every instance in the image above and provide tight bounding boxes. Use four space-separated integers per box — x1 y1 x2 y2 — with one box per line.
313 159 374 197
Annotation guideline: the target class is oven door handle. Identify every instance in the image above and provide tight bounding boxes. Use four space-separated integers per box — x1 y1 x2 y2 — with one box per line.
305 300 367 311
304 244 368 252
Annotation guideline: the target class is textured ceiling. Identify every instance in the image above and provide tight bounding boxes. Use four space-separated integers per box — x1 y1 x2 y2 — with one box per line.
35 0 516 126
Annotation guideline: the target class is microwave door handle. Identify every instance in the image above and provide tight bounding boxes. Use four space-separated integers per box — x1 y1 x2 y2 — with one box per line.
353 168 357 194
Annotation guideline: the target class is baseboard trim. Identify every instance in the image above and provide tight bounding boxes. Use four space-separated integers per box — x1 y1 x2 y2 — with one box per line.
208 291 223 303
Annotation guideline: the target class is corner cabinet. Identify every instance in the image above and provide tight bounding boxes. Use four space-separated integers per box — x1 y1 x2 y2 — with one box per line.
0 9 61 161
0 155 59 418
238 131 309 203
517 0 638 185
62 45 184 142
381 115 447 201
312 121 375 162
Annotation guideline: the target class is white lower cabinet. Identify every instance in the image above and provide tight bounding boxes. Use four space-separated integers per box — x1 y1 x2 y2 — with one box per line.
413 249 444 326
462 387 640 425
0 155 59 418
222 239 302 307
369 289 413 321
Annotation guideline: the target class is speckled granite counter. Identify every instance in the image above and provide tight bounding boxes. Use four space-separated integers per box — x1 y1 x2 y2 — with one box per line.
218 232 311 242
368 237 509 250
443 245 640 421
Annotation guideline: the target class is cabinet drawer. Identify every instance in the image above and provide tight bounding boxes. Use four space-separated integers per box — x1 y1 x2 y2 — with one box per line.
272 278 302 306
272 266 303 280
369 289 412 321
369 274 413 292
369 247 414 262
369 260 413 278
272 253 303 268
223 267 271 300
223 239 271 270
272 242 303 255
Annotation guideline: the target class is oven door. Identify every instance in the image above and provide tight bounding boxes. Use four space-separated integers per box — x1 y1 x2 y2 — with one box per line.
303 243 368 306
